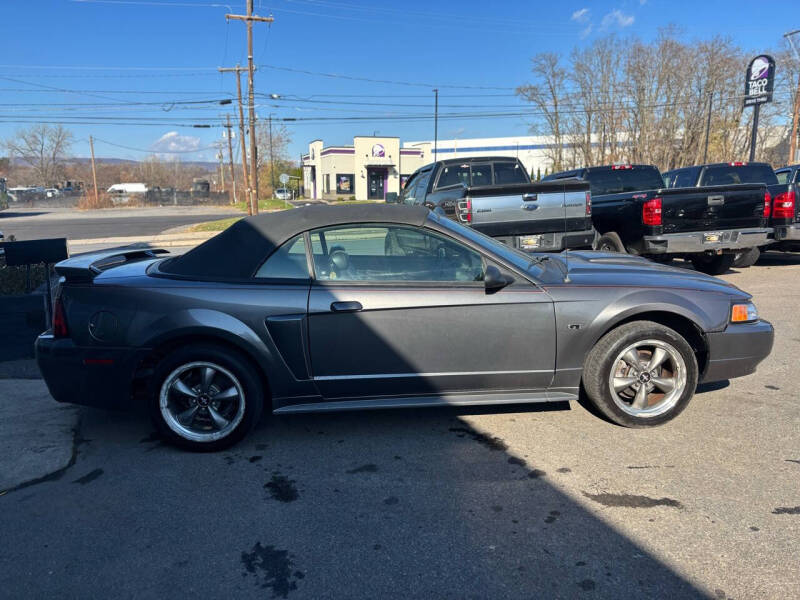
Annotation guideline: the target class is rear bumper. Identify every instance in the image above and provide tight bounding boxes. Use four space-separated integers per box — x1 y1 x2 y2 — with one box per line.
495 228 596 252
701 320 774 383
774 223 800 241
642 228 773 254
35 333 146 410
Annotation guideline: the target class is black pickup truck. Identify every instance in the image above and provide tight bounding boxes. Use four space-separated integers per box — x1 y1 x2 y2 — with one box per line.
397 157 595 252
544 164 772 274
661 162 794 264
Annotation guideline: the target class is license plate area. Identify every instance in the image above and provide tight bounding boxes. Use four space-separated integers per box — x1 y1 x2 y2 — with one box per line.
519 235 542 250
703 231 723 243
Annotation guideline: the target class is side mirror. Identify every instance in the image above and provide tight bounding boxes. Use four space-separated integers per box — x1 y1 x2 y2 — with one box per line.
385 192 398 204
484 264 513 293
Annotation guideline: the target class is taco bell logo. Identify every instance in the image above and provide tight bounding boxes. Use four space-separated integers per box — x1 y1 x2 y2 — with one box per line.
745 55 774 102
371 144 385 158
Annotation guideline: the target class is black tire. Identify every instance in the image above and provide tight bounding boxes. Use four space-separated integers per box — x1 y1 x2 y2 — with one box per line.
732 247 760 268
582 321 699 428
595 232 626 253
148 343 264 452
690 253 735 275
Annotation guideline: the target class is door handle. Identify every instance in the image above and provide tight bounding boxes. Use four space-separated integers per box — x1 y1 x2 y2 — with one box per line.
522 193 538 201
330 301 363 312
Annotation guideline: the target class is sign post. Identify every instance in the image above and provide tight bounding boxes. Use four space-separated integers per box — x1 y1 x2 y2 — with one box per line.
743 55 775 162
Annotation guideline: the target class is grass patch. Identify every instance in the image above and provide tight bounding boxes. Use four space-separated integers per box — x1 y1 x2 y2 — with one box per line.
234 198 295 213
189 217 243 232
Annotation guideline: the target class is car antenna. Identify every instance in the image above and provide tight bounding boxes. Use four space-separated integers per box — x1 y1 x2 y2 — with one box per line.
561 181 571 283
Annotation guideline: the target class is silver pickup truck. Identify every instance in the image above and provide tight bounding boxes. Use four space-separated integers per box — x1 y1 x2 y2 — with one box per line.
399 157 595 252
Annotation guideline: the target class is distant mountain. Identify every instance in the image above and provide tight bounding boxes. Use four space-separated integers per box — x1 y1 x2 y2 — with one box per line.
9 157 218 171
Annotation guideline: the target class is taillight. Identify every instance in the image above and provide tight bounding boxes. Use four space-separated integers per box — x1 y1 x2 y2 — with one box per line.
763 192 771 218
585 191 592 215
53 296 68 338
729 161 747 166
642 197 662 226
611 164 633 170
457 197 472 223
773 190 796 219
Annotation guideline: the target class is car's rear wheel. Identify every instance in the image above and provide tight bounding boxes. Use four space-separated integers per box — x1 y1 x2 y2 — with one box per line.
690 253 734 275
732 247 760 268
582 321 698 427
149 344 263 451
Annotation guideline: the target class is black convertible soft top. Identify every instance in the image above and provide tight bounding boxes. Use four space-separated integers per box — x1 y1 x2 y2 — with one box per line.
160 203 431 279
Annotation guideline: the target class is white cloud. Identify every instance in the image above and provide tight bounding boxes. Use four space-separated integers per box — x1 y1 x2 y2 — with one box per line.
571 8 590 22
601 9 634 28
580 24 593 38
150 131 203 154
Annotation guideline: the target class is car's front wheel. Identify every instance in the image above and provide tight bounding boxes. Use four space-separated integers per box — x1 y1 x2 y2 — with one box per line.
149 343 264 451
582 321 699 427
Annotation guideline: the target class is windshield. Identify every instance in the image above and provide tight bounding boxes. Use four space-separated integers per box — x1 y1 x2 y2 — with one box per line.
586 167 664 195
434 214 545 275
699 165 778 186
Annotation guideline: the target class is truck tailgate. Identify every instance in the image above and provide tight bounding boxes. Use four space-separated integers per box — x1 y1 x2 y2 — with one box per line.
661 184 766 233
467 181 590 236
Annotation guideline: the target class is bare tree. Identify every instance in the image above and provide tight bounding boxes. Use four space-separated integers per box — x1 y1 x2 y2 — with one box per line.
6 125 73 186
256 120 292 195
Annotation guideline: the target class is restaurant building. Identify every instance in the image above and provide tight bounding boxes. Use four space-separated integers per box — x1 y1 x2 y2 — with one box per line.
302 136 428 201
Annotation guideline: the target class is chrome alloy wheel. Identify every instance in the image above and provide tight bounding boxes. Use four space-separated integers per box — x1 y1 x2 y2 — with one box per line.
159 361 246 442
607 339 687 418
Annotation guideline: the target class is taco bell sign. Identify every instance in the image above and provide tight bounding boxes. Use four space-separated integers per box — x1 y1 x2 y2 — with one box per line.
743 55 775 107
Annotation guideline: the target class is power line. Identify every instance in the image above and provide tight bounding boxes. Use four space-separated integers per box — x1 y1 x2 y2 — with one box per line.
92 137 220 153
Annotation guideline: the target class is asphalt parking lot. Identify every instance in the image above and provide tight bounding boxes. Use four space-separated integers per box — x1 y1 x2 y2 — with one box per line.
1 252 798 599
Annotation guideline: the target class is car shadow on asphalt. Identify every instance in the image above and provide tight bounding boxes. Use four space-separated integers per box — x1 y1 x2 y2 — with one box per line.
6 401 711 599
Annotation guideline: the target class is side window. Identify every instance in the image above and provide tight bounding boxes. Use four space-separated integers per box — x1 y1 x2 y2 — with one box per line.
399 172 419 204
309 225 485 283
493 162 527 184
470 163 492 187
436 164 470 188
414 169 433 201
775 171 789 185
254 234 309 279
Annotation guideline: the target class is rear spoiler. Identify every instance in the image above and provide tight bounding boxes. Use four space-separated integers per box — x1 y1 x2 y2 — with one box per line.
55 246 169 282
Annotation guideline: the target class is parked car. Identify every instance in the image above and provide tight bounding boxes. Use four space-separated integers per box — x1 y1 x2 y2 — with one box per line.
544 164 771 274
45 188 61 198
36 204 773 451
399 157 595 252
274 187 292 201
662 161 793 265
772 164 800 252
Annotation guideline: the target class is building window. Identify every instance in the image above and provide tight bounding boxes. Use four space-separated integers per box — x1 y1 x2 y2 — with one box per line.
336 174 354 194
400 175 410 189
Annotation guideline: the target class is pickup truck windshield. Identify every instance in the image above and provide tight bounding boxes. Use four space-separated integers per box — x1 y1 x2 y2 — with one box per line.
699 165 778 186
586 167 664 195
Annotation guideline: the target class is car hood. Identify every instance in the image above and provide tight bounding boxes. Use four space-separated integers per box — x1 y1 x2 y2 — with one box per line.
537 251 749 298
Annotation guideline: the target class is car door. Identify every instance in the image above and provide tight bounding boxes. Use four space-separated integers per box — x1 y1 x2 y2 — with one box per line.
306 223 555 400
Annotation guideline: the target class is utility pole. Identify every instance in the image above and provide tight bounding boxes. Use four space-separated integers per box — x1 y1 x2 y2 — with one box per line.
433 88 439 160
219 65 252 214
785 30 800 164
224 115 237 205
217 146 225 192
88 135 99 205
749 104 761 163
269 114 275 198
703 92 713 163
226 4 273 215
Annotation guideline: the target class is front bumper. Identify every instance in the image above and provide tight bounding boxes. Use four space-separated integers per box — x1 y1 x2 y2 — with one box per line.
701 319 774 383
643 227 773 254
495 228 596 253
35 333 147 410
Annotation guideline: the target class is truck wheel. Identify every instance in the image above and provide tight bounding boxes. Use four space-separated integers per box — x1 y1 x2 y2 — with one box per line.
732 247 760 268
148 343 264 452
595 232 626 253
690 253 735 275
582 321 698 428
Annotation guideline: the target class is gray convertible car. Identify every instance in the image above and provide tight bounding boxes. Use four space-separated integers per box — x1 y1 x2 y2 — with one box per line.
36 204 773 451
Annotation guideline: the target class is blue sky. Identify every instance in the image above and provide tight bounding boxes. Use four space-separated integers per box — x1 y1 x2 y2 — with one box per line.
0 0 796 162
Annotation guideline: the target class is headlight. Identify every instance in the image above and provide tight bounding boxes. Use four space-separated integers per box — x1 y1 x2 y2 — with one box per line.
731 302 759 323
